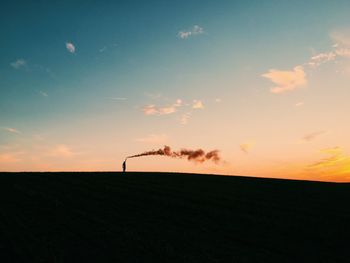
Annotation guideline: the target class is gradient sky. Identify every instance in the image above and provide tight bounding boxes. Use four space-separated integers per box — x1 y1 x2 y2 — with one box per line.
1 0 350 181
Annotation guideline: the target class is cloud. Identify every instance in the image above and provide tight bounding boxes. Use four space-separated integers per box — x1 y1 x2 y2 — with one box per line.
143 104 177 115
302 131 326 142
307 147 350 179
110 97 127 101
39 91 48 97
335 48 350 58
331 30 350 47
142 99 182 116
192 100 204 109
308 52 337 67
309 147 343 169
178 31 191 39
142 105 158 115
66 42 76 53
215 98 222 103
178 25 204 39
330 30 350 58
295 102 304 107
262 66 307 94
239 142 255 153
305 30 350 64
136 134 169 144
261 30 350 96
141 98 204 124
99 46 107 52
50 145 74 158
10 59 26 69
305 30 350 68
2 127 20 134
174 99 182 107
99 43 117 53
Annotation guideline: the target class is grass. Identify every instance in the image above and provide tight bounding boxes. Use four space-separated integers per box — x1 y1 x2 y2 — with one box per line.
0 172 349 262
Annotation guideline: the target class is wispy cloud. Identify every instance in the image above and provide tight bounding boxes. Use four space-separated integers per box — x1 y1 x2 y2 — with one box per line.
136 134 169 144
178 25 204 39
308 52 337 67
110 97 127 101
335 48 350 58
331 30 350 48
10 59 26 69
305 31 350 67
99 43 118 53
306 30 350 67
39 91 48 97
331 30 350 58
295 101 304 107
66 42 76 53
240 142 255 153
262 66 307 94
99 46 107 53
302 131 326 142
142 99 182 116
192 100 204 109
2 127 21 134
307 147 350 179
309 147 343 169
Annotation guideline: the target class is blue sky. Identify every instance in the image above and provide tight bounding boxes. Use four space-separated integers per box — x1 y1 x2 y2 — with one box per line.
1 1 350 181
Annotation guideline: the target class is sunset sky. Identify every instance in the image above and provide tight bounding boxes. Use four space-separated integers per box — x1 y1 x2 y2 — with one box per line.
1 1 350 181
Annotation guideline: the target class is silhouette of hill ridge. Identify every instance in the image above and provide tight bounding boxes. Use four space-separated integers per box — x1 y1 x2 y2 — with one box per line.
0 172 349 262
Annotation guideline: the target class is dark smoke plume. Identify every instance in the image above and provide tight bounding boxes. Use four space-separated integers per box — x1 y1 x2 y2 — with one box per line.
127 145 220 164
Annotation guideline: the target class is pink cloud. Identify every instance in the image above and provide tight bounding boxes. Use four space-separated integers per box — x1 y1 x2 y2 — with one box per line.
142 99 182 116
262 66 307 94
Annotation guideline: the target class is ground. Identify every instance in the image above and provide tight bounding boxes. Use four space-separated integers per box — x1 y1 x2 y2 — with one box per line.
0 172 349 262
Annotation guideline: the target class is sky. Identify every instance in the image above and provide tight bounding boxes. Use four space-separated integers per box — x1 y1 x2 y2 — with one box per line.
1 0 350 182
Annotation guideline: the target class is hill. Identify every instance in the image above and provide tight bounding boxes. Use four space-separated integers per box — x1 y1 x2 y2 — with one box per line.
0 172 349 262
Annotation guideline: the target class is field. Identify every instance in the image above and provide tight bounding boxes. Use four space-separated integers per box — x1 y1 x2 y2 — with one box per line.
0 172 349 262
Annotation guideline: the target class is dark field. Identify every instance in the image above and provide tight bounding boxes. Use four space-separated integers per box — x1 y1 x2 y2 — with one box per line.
0 172 349 262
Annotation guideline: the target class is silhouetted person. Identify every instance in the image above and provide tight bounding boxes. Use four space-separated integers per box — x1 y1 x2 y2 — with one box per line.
122 159 126 173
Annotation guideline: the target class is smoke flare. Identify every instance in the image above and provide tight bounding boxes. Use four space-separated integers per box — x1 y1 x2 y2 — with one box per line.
127 145 220 164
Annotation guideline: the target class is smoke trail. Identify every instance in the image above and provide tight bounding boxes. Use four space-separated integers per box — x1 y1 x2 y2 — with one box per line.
127 145 221 164
127 146 172 159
